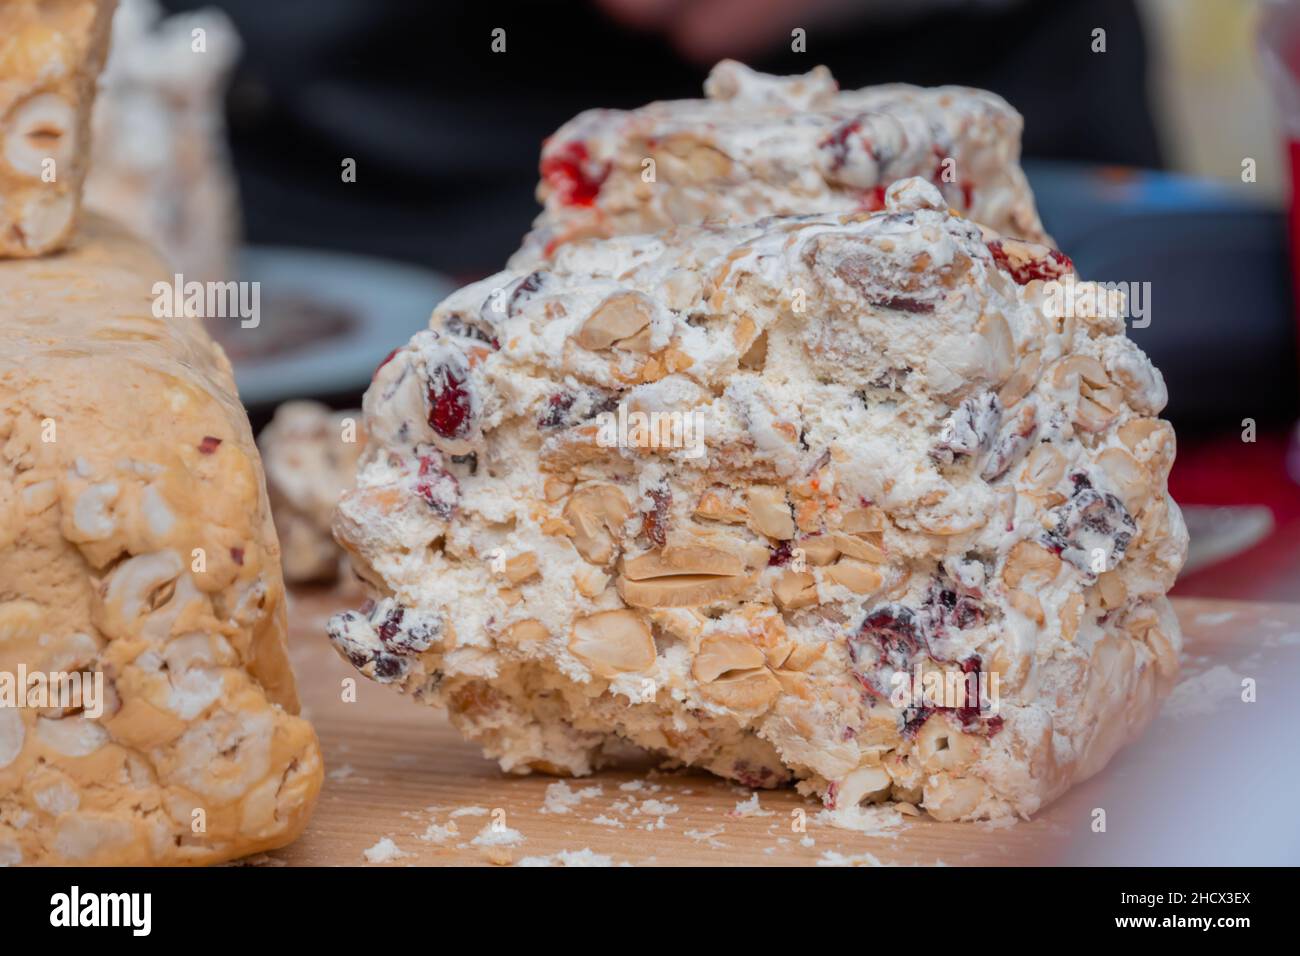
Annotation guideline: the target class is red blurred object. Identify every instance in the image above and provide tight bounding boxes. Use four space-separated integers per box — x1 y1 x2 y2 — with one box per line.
1171 430 1300 601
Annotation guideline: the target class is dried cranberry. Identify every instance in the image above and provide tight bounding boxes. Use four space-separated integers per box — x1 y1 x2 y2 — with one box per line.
1043 474 1136 577
538 391 576 428
819 119 862 172
444 315 499 350
506 271 545 318
849 605 927 692
198 436 222 455
986 239 1074 285
426 365 472 439
768 540 794 567
541 140 609 207
643 487 671 547
415 455 460 519
870 294 933 314
376 606 405 643
230 547 245 566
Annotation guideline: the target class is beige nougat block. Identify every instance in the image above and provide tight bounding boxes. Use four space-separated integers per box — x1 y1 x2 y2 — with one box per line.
0 0 117 257
0 215 322 865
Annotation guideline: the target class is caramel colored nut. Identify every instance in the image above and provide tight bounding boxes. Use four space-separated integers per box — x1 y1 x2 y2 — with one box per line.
1050 354 1108 391
977 312 1015 384
617 572 751 608
503 619 550 645
684 143 733 180
574 566 610 598
798 535 840 566
695 489 747 524
503 551 540 585
563 483 632 564
998 349 1042 408
569 610 656 677
1059 593 1084 642
772 569 817 609
1095 570 1128 609
692 634 767 683
823 559 883 593
4 93 76 179
544 477 573 502
914 717 981 773
647 607 704 642
1096 447 1152 514
1006 588 1044 624
840 506 886 534
780 643 826 672
622 545 744 580
1076 385 1123 433
1002 540 1062 588
1021 443 1065 492
739 329 768 370
830 531 885 563
1051 355 1121 433
836 765 892 807
575 292 653 350
697 667 780 711
746 485 794 540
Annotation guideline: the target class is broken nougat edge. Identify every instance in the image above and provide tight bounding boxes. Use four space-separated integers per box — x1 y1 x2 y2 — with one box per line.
0 0 118 257
0 215 322 865
514 58 1048 266
329 178 1185 823
258 400 366 585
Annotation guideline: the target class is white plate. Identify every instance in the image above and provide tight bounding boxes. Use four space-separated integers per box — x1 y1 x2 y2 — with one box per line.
220 246 456 407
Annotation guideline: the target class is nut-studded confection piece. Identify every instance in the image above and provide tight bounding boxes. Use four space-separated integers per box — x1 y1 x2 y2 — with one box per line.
514 59 1047 265
0 0 117 257
85 0 241 281
0 216 322 864
330 178 1185 822
259 401 366 584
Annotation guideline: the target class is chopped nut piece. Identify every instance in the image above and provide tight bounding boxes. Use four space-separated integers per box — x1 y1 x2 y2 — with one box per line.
617 572 752 608
692 634 767 682
575 292 654 350
563 483 632 564
569 610 656 677
504 551 541 585
772 570 817 609
746 485 794 540
504 619 550 644
621 545 743 580
1002 540 1062 588
823 559 883 593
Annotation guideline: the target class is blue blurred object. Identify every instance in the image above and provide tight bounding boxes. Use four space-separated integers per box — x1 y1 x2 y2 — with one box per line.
1026 162 1296 431
229 246 454 409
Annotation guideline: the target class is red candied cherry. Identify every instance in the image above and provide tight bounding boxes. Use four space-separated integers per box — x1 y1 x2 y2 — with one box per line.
541 141 609 207
426 363 472 439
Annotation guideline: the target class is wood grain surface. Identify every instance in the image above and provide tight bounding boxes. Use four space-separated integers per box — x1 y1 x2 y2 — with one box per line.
256 592 1300 867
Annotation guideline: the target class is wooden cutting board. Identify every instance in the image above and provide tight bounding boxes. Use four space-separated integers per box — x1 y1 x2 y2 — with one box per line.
258 592 1300 867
